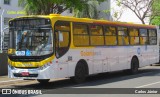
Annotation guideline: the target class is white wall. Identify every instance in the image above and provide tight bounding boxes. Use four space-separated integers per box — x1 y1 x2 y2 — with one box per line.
98 0 111 20
61 9 73 16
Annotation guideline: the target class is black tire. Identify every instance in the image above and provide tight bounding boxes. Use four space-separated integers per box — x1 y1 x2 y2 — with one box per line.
129 57 139 74
71 62 88 84
37 79 50 84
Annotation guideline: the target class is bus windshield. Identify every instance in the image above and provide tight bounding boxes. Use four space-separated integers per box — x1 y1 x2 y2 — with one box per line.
9 18 53 56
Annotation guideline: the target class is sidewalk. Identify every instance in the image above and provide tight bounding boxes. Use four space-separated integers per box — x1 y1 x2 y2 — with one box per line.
0 75 23 83
0 75 36 88
0 75 67 87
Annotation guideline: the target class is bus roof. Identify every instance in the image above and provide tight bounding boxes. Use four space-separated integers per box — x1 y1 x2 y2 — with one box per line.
12 14 156 29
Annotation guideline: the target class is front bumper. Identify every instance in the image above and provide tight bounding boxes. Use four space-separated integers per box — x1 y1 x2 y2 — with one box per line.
8 61 57 79
8 66 39 79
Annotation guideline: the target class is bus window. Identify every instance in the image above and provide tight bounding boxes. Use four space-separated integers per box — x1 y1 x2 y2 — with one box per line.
105 26 116 35
117 27 129 45
90 25 103 35
129 28 139 45
90 25 104 45
73 24 89 46
104 26 117 45
139 29 148 45
149 29 157 45
140 29 148 36
73 24 88 35
55 21 70 58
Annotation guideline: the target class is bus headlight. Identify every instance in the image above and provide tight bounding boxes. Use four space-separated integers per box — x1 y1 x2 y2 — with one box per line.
8 64 14 70
39 63 50 70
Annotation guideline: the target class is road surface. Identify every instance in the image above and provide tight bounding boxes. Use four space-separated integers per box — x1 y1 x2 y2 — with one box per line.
1 65 160 97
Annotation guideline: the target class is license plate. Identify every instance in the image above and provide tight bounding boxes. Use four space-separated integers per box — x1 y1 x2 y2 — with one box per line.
21 72 29 76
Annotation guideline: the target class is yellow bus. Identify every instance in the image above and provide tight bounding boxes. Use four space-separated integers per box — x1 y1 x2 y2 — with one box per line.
8 14 159 84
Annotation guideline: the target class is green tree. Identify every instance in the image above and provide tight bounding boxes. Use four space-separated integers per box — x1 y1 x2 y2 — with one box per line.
18 0 89 15
73 0 105 19
150 0 160 25
74 0 98 19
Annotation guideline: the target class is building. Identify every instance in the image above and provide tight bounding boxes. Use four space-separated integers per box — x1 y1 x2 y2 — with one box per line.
98 0 111 20
0 0 24 52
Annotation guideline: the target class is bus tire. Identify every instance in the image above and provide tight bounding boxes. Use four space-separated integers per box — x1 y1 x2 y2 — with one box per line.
37 79 50 84
129 57 139 74
71 61 88 84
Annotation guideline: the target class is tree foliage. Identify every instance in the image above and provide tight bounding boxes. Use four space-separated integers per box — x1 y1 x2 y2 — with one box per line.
74 0 99 19
74 0 105 19
111 0 124 21
117 0 153 24
150 0 160 25
18 0 90 15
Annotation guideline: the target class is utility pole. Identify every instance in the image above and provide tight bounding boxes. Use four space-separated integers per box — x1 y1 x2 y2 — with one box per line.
0 7 4 53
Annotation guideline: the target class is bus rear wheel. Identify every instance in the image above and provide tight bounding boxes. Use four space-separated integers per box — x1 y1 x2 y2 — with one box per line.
71 62 88 84
130 57 139 74
37 79 50 84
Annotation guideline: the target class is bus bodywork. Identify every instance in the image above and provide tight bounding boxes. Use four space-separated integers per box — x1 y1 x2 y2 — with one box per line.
8 14 159 83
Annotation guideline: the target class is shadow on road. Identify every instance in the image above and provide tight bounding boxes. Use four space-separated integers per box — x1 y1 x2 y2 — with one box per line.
12 66 160 91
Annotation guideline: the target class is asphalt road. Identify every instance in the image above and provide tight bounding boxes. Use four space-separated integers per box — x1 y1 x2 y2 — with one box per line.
1 65 160 97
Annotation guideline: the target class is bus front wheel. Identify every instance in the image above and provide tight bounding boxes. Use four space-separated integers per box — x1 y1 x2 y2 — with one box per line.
71 62 88 84
37 79 50 84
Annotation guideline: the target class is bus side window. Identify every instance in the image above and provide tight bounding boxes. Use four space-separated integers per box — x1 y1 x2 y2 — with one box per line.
149 29 157 45
90 25 104 46
117 27 129 45
129 28 139 45
73 23 89 46
139 29 148 45
104 26 117 45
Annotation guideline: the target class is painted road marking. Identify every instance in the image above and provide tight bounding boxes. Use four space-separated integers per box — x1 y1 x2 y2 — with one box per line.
0 79 23 83
135 81 160 88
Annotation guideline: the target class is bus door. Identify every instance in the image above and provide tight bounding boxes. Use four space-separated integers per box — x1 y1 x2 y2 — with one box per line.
55 21 70 78
139 29 150 66
148 29 158 64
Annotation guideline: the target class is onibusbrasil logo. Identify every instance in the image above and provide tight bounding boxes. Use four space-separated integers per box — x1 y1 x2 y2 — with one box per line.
1 89 42 94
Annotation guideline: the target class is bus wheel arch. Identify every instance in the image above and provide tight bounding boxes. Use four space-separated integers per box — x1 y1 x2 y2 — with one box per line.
71 59 89 83
130 55 139 74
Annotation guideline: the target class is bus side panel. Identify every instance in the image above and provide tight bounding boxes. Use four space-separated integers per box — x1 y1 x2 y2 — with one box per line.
67 49 94 77
105 47 129 72
147 46 158 65
38 62 58 79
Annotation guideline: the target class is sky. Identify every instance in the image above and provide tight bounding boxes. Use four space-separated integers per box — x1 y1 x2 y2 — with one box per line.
110 0 150 24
